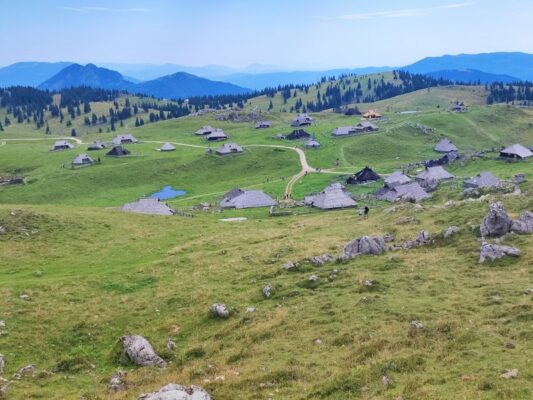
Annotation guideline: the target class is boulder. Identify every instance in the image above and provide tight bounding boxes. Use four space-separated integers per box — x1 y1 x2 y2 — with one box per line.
308 274 318 282
343 236 387 259
138 383 211 400
120 335 167 367
108 370 127 392
500 369 518 379
480 202 513 237
309 253 334 266
282 261 297 271
166 340 176 350
17 364 36 375
262 284 273 298
511 211 533 234
443 226 461 239
479 242 520 263
416 230 431 243
210 303 229 319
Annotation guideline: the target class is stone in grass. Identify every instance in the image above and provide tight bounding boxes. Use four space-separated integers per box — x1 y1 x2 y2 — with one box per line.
443 226 461 239
511 211 533 234
309 253 334 266
166 339 176 350
262 284 273 298
138 383 211 400
245 307 257 313
108 370 127 393
120 335 167 367
410 321 424 330
342 236 387 259
19 294 30 301
480 202 513 237
282 261 297 271
381 375 393 387
308 274 319 282
0 354 4 375
210 304 229 319
479 242 520 263
500 369 518 379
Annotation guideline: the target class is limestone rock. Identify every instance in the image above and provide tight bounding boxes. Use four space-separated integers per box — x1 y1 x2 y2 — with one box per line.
342 236 387 259
210 303 229 319
479 242 520 263
480 202 513 237
17 364 36 375
308 274 318 282
0 354 4 375
120 335 167 367
443 226 461 238
410 320 424 330
381 375 393 387
166 340 176 350
262 284 273 298
108 370 127 392
510 211 533 234
245 307 257 313
500 369 518 379
309 253 334 266
282 261 297 271
138 383 211 400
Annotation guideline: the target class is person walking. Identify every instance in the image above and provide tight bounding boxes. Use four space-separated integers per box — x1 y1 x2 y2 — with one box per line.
358 207 364 220
364 206 369 219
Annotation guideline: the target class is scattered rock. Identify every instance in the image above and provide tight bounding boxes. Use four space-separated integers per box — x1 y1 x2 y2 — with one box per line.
262 284 273 298
510 211 533 234
19 294 30 301
120 335 167 367
361 279 376 287
245 307 257 313
342 236 387 259
381 375 393 387
395 230 432 250
282 261 297 271
500 369 518 379
479 242 520 263
382 233 395 243
308 274 318 282
410 320 424 330
416 230 431 243
108 370 127 392
443 226 461 238
396 216 420 225
314 338 322 345
504 342 515 349
309 253 334 266
211 303 230 319
138 383 211 400
166 339 176 350
0 354 4 375
480 202 513 237
524 288 533 295
0 381 11 396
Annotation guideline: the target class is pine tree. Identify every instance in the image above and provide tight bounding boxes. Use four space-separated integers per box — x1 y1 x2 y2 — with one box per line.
83 101 91 113
71 128 77 137
135 117 140 127
0 121 3 131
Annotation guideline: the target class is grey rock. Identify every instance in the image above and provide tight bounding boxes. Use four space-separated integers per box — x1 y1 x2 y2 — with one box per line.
18 364 36 375
166 339 176 350
382 233 395 243
0 354 4 375
19 294 30 301
410 320 424 330
381 375 393 387
480 202 513 237
282 261 297 270
416 230 431 243
138 383 211 400
262 284 273 298
210 303 229 319
245 307 257 313
120 335 167 367
361 279 376 287
479 242 520 263
343 236 387 259
309 253 334 266
314 338 322 345
500 369 518 379
0 381 11 396
108 370 127 392
511 211 533 234
308 274 319 282
443 226 461 238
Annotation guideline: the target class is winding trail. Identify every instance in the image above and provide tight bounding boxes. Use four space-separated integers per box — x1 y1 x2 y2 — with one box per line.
1 137 349 198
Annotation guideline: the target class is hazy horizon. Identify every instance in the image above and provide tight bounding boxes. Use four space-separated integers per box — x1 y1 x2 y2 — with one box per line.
1 0 532 69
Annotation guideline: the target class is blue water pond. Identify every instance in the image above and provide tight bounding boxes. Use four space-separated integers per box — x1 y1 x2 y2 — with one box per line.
150 186 187 200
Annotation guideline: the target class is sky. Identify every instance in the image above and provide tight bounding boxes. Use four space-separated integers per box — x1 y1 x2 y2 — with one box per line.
0 0 532 69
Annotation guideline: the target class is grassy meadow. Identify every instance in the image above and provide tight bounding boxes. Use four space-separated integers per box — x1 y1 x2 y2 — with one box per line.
0 86 532 399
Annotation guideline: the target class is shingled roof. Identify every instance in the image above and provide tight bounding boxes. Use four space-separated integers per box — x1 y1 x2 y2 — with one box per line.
434 138 458 153
72 153 95 165
87 140 106 150
377 182 429 202
500 144 533 159
464 171 501 189
216 143 243 155
159 142 176 151
384 171 411 188
51 140 74 151
347 166 381 184
305 183 356 209
415 166 455 183
121 198 175 215
220 189 277 209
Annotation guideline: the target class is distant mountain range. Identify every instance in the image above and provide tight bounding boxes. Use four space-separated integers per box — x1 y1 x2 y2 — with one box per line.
424 69 520 84
0 61 73 87
402 52 533 81
38 63 134 91
35 63 250 99
130 72 250 98
0 52 531 98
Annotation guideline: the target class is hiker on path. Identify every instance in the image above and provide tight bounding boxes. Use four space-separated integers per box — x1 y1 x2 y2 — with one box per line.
364 206 369 219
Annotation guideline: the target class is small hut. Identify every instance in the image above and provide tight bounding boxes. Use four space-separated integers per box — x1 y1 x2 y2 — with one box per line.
216 143 243 155
255 121 271 129
87 140 106 151
304 139 320 148
434 138 458 153
499 144 532 160
304 183 356 210
195 125 215 135
71 153 95 166
106 145 131 157
464 171 501 189
286 129 311 140
362 110 382 119
415 166 454 187
384 171 411 188
376 182 429 202
159 143 176 152
112 134 138 145
347 166 381 184
220 188 277 209
121 198 175 215
290 113 314 127
51 140 74 151
205 129 228 141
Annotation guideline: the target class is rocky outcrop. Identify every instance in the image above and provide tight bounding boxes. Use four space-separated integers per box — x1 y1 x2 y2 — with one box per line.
511 211 533 234
120 335 167 367
342 236 387 259
443 226 461 238
138 384 211 400
282 261 297 271
262 284 273 298
480 202 513 237
210 303 229 319
108 370 127 392
479 242 520 263
309 253 334 266
392 230 432 250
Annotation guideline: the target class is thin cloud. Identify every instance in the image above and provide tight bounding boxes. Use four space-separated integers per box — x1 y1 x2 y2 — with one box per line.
58 6 151 13
327 2 475 21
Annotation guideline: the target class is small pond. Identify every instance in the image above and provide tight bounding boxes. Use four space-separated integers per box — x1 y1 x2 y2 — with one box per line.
150 186 187 200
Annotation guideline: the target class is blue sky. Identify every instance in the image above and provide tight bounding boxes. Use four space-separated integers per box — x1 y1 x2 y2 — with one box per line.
1 0 532 68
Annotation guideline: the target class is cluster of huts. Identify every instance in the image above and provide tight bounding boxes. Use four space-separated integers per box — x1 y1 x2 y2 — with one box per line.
195 125 228 141
332 121 378 137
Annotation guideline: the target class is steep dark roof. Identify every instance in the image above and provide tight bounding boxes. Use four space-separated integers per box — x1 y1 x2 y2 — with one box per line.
286 129 311 140
106 145 130 157
347 166 381 184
